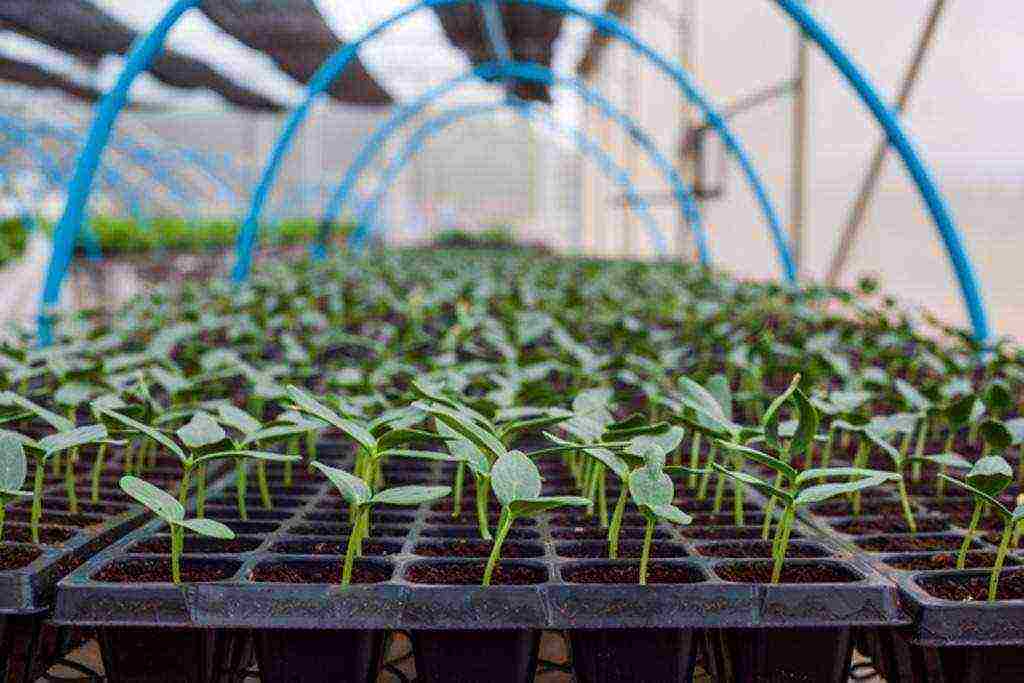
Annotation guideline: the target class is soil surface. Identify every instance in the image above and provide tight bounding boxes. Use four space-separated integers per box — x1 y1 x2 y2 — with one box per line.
833 517 948 535
404 560 547 585
252 560 392 584
551 526 662 540
681 526 779 541
128 536 263 554
554 541 689 559
413 539 543 558
693 541 828 559
2 525 76 544
919 570 1024 601
883 551 1014 571
809 500 910 518
0 544 43 569
268 539 402 556
561 562 704 585
715 561 860 584
93 558 240 583
857 534 968 552
421 526 537 540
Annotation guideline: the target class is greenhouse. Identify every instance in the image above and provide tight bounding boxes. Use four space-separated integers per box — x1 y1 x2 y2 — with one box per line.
1 1 1023 681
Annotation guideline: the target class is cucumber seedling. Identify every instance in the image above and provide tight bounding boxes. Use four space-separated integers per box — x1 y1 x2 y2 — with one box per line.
0 434 32 541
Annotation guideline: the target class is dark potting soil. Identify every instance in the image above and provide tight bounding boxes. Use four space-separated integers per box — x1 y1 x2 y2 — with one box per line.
93 558 241 583
251 560 392 584
403 560 547 585
674 497 736 512
127 535 263 554
857 535 969 552
412 539 544 559
681 526 778 541
550 526 664 541
548 512 643 527
421 526 538 540
425 512 534 526
554 541 689 559
268 539 402 556
832 517 948 535
691 512 766 526
808 500 909 518
2 525 76 545
561 562 704 585
714 561 861 584
431 498 500 513
883 551 1015 571
693 541 828 559
0 544 43 569
5 510 102 528
917 570 1024 602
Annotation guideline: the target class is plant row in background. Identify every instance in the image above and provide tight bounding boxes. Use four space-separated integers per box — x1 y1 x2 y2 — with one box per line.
2 249 1023 682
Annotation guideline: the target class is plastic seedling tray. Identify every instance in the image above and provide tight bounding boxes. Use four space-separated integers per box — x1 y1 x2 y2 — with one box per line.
794 464 1024 683
56 451 905 683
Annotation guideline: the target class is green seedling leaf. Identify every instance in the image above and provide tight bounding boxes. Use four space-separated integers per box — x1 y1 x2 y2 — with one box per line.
312 462 371 506
38 424 108 456
0 434 28 493
371 485 452 506
192 450 300 466
178 518 236 539
647 504 692 526
379 449 461 462
586 446 631 481
0 392 73 431
714 441 797 481
96 407 186 460
763 375 801 449
53 382 97 408
491 450 542 506
794 475 896 506
216 404 262 436
437 422 491 476
416 401 506 461
938 474 1011 518
628 465 674 510
119 475 184 523
176 412 228 451
788 388 819 457
980 420 1013 451
712 464 791 501
287 385 377 453
945 394 977 428
795 467 899 487
983 380 1013 414
1005 418 1024 446
966 456 1013 496
912 453 973 470
509 495 593 517
895 379 931 412
706 374 733 421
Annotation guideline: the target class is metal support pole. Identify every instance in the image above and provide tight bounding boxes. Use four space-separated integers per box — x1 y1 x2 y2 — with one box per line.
792 3 810 272
826 0 949 285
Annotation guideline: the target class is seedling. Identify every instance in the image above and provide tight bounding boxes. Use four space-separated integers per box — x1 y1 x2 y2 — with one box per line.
0 435 32 541
312 461 450 585
944 456 1013 570
119 475 234 584
484 450 589 586
713 448 896 583
941 462 1024 601
628 441 694 584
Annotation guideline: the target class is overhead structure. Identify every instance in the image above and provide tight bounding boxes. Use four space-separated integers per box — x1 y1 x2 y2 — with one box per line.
0 0 283 111
199 0 392 106
0 55 103 103
432 2 564 101
576 0 634 77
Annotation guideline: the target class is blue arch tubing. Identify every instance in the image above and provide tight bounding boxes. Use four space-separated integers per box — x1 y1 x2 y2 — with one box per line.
0 122 147 259
325 61 699 259
37 0 989 344
352 99 664 253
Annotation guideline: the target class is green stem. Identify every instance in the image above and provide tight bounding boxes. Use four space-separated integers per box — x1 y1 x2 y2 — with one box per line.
712 467 727 514
257 461 272 510
957 502 982 569
91 443 108 504
597 464 608 528
31 459 45 544
341 506 368 586
639 515 655 586
64 450 79 514
733 470 745 527
51 452 62 477
761 470 786 541
475 476 492 540
306 430 318 470
170 524 183 585
0 504 5 542
123 439 136 474
483 507 513 587
989 521 1013 602
452 461 465 518
608 485 628 559
196 464 207 517
178 465 193 507
851 440 868 516
818 427 835 482
235 461 248 521
911 419 929 481
698 446 717 500
896 476 917 533
771 505 795 584
285 435 298 488
688 433 702 489
585 458 600 516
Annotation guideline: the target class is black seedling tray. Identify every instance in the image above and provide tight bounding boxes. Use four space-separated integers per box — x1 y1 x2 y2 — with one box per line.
56 454 904 632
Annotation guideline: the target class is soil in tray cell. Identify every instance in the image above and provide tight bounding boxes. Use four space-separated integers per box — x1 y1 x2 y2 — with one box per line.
4 509 104 528
412 539 544 559
92 558 242 583
856 534 973 553
560 561 705 585
673 496 736 512
714 560 863 584
1 524 76 545
681 526 798 541
550 526 666 541
127 535 263 555
425 512 536 526
882 551 1019 571
808 499 910 518
420 526 539 540
403 560 547 585
431 497 501 513
269 538 403 556
692 540 829 559
691 511 766 526
916 569 1024 601
831 516 949 535
251 559 393 584
554 541 689 559
0 544 43 570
